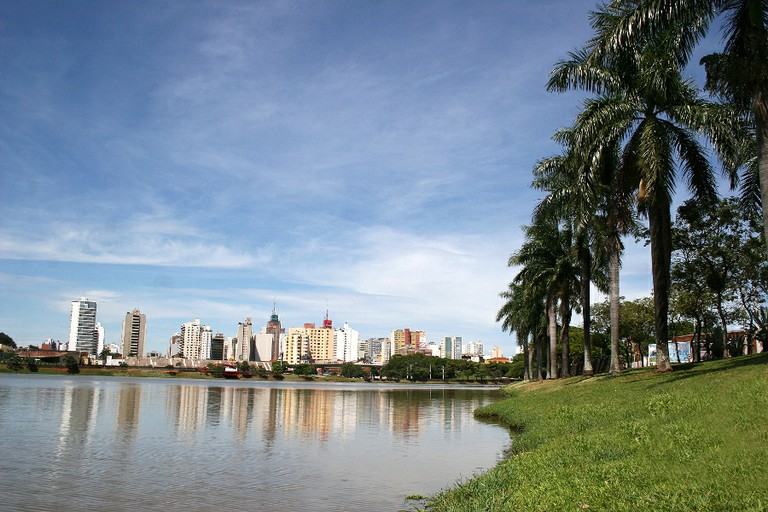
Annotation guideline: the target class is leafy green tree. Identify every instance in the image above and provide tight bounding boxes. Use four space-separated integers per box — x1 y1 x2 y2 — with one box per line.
25 358 39 372
340 362 364 378
99 347 112 362
0 332 16 348
207 363 225 378
271 361 286 375
63 355 80 374
672 197 768 356
4 350 23 371
292 363 316 376
593 297 656 367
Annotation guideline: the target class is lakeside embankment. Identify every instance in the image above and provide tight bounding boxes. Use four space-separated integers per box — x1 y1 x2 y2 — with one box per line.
0 365 503 386
427 353 768 511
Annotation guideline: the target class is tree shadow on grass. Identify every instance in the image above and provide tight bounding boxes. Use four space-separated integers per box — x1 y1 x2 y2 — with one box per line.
647 352 768 388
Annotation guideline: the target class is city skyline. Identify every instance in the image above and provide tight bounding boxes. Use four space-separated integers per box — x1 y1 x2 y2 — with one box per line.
0 1 724 356
58 296 496 361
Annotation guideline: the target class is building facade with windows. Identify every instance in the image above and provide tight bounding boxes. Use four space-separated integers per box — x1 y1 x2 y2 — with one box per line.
68 297 98 355
121 309 146 357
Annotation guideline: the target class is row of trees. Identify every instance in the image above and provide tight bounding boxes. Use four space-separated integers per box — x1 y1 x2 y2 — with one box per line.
380 354 523 381
499 0 767 380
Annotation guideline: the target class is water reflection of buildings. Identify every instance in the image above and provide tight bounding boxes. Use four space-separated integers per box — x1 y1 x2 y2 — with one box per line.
168 385 209 436
52 385 103 487
116 384 141 439
163 384 496 445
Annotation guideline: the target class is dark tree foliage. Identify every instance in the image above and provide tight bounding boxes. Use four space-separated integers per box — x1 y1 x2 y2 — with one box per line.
340 362 364 378
63 355 80 374
0 332 16 348
292 363 316 376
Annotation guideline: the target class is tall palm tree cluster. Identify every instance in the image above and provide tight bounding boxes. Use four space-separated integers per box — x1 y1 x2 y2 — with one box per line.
498 0 767 379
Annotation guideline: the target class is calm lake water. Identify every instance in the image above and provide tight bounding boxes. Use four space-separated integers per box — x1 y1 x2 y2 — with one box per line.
0 375 509 512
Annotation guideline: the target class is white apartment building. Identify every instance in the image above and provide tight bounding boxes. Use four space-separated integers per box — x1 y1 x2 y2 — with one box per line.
68 297 98 354
252 333 273 362
236 318 253 361
463 340 484 358
180 319 212 360
334 322 360 362
95 322 104 358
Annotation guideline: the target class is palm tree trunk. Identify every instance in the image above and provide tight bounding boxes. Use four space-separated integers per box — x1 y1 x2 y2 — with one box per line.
548 296 558 379
754 91 768 252
523 336 531 381
580 245 594 376
609 239 621 375
649 203 673 372
716 295 729 358
518 332 531 382
559 291 571 378
536 334 544 382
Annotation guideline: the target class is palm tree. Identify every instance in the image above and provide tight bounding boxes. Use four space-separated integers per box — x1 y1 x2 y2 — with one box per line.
593 0 767 249
531 131 610 376
511 217 580 378
497 281 546 381
548 7 741 372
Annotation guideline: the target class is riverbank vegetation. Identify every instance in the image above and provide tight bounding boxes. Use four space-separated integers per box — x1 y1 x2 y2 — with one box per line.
427 353 768 511
498 0 768 381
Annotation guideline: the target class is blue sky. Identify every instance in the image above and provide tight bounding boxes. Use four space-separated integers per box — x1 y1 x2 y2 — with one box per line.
0 1 724 356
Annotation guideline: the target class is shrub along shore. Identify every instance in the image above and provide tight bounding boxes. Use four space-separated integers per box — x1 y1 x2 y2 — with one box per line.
427 353 768 511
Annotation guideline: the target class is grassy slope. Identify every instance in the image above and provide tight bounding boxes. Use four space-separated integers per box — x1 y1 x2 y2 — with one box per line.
428 353 768 511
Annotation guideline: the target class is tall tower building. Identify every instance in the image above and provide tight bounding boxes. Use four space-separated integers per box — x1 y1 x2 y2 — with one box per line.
180 319 211 360
210 332 226 360
286 313 335 365
236 318 253 361
334 322 359 362
95 322 105 358
411 331 427 348
391 329 407 354
463 340 484 358
441 336 463 360
69 297 98 354
121 309 147 357
265 305 285 361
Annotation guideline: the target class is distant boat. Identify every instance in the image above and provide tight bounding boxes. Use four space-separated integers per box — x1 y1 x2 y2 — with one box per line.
223 367 241 379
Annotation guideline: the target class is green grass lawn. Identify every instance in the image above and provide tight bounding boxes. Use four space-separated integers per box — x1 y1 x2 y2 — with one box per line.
427 353 768 511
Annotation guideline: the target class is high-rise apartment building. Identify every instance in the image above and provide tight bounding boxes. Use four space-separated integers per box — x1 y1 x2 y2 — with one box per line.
489 345 504 359
440 336 463 360
252 333 273 361
391 328 426 354
359 337 387 362
180 319 212 360
411 330 427 348
236 318 253 361
210 332 226 360
168 333 181 358
265 306 285 361
463 340 484 358
286 314 335 365
391 329 408 353
95 322 104 358
68 297 98 354
334 322 359 362
121 309 146 357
